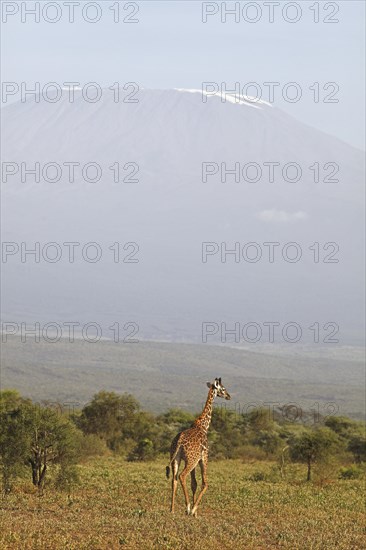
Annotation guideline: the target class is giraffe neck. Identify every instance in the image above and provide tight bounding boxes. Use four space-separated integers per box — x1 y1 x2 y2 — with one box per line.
194 386 215 433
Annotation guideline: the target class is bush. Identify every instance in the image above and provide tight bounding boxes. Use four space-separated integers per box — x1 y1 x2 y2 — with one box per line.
55 465 80 492
339 466 363 479
127 438 156 462
248 471 267 482
77 391 141 450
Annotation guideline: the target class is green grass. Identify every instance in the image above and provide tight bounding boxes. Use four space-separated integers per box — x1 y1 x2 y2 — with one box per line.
1 458 365 549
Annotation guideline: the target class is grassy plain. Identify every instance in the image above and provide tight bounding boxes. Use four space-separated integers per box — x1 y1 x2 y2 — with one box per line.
2 336 365 417
1 457 364 550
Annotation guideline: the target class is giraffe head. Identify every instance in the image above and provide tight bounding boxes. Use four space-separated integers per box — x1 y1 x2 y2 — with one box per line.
207 377 231 400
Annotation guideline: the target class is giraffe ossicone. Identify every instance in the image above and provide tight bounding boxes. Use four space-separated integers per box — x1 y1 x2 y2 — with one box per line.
166 377 231 516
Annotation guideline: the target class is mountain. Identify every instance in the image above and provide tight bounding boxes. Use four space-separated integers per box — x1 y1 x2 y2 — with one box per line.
1 88 365 344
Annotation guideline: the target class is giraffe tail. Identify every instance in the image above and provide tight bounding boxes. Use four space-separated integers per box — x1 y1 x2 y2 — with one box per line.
165 442 181 479
166 443 181 479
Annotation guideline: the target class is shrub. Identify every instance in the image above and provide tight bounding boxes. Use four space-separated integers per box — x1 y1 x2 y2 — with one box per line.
249 471 267 482
55 465 80 492
127 438 156 461
339 466 363 479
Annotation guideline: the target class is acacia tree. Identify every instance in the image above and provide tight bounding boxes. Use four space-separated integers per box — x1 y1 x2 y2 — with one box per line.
289 427 340 481
25 406 80 488
0 391 30 492
0 391 80 491
76 391 141 450
347 434 366 464
325 416 366 464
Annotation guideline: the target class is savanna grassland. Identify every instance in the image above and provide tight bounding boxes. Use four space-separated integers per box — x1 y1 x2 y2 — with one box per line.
1 458 365 550
2 336 365 418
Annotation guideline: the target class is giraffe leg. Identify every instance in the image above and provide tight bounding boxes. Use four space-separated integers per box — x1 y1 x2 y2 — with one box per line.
179 462 193 515
190 469 198 505
170 459 179 513
191 458 208 517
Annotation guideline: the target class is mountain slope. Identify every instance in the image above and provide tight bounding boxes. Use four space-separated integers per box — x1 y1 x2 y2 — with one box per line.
2 336 365 417
1 88 365 343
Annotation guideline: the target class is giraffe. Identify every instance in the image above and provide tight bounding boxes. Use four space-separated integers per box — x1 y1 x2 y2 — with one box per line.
166 377 231 516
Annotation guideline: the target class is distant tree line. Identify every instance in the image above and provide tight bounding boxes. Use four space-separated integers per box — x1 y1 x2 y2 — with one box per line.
0 389 365 493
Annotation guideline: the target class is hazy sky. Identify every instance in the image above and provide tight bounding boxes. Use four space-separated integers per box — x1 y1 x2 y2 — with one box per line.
1 0 365 148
